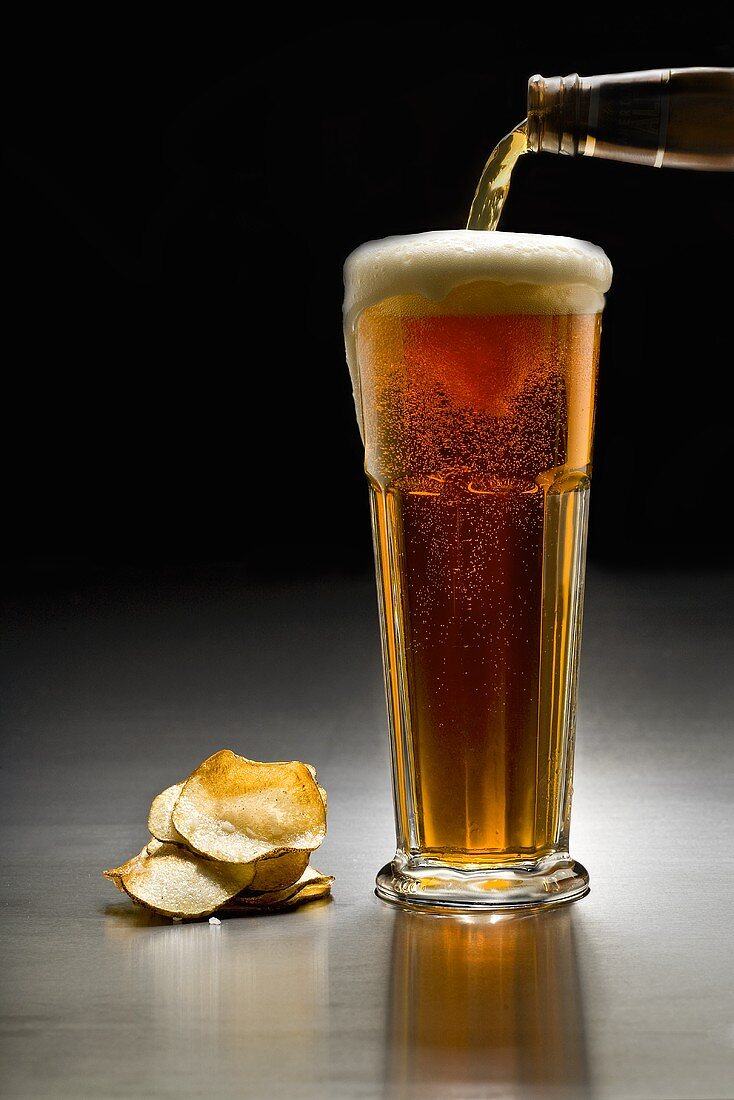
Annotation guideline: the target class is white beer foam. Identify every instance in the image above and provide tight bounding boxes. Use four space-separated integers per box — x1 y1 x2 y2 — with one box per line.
343 230 612 326
343 230 612 439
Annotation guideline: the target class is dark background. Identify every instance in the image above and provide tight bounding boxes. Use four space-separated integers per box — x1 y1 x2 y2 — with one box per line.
5 11 733 592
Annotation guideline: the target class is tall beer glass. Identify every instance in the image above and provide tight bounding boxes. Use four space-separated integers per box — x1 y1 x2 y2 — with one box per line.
344 231 612 908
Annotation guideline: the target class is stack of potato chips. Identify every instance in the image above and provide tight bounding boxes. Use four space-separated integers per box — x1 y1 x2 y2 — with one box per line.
104 750 332 920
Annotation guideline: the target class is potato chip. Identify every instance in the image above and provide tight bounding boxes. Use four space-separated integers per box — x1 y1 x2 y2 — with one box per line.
272 865 333 908
223 864 334 910
222 880 304 909
306 764 328 813
117 841 256 919
104 839 163 892
105 873 127 894
303 765 327 818
249 850 309 892
275 877 333 909
171 749 327 864
147 781 187 845
303 764 328 809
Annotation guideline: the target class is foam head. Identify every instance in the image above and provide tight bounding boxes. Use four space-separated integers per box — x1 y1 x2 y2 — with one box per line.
343 230 613 437
344 230 612 326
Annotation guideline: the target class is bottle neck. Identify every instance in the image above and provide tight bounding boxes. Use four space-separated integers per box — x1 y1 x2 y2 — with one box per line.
527 70 674 163
526 68 734 170
527 73 593 157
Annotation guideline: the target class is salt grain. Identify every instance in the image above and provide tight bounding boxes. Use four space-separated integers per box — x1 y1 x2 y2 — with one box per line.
209 916 222 926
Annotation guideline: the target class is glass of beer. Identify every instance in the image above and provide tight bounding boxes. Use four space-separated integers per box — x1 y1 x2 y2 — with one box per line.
343 231 612 908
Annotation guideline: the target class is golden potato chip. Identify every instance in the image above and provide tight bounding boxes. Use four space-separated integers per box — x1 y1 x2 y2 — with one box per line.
274 865 333 907
318 785 328 814
275 877 333 909
305 764 328 814
171 750 327 864
222 864 334 911
105 873 126 894
147 781 187 845
222 880 304 909
115 842 256 919
303 764 328 811
249 850 309 892
103 840 163 892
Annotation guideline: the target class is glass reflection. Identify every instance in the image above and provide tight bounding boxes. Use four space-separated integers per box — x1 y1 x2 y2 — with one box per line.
385 906 590 1099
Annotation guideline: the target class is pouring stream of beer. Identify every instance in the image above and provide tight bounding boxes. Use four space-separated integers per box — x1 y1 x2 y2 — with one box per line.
466 120 529 231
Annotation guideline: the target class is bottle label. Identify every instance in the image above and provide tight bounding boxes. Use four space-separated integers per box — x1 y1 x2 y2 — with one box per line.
590 72 670 167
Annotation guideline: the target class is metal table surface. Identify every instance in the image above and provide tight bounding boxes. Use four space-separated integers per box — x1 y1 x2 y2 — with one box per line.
2 566 733 1099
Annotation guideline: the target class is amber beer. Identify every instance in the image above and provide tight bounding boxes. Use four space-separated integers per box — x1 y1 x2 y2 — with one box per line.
344 231 612 907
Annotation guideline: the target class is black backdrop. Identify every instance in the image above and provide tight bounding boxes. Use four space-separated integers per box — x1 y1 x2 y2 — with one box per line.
5 11 733 590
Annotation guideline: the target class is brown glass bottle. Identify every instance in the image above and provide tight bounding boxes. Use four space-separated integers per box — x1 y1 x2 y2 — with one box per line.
527 68 734 170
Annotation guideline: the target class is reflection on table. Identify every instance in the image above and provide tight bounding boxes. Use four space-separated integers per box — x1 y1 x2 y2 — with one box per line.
104 900 332 1093
385 905 589 1099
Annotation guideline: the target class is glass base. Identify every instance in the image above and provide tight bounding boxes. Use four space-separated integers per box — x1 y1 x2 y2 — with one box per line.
375 850 589 911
